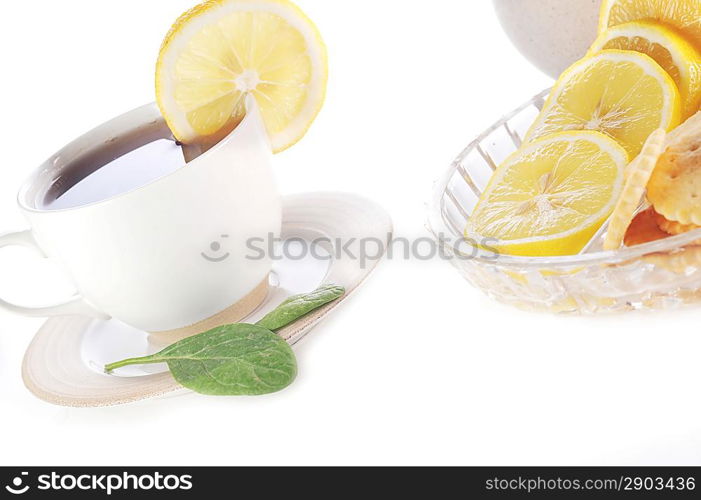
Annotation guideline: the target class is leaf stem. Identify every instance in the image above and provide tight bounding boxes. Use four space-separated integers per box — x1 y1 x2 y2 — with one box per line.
105 356 163 373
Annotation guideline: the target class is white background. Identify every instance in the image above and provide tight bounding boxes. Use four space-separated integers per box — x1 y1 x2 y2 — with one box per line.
0 0 700 466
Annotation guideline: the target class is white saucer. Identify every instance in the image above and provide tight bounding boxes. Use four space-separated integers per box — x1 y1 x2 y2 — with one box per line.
22 193 392 407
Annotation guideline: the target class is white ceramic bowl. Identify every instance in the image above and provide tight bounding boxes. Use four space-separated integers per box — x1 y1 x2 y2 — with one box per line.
493 0 602 78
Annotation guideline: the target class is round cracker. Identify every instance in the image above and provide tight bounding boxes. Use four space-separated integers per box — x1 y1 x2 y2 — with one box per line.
648 111 701 225
653 210 700 235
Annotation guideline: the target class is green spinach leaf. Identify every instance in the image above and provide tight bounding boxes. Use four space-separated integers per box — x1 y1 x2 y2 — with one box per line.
105 284 345 396
256 284 345 332
106 324 296 396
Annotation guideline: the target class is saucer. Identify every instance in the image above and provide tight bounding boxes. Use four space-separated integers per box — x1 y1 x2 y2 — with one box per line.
22 192 392 407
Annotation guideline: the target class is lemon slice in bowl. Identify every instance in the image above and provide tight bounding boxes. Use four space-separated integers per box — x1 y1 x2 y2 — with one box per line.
589 21 701 120
599 0 701 51
467 131 628 257
525 50 681 158
156 0 328 152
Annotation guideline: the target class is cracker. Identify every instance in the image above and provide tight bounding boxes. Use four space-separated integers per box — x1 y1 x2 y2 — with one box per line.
604 129 666 250
653 211 700 235
623 207 670 247
648 111 701 225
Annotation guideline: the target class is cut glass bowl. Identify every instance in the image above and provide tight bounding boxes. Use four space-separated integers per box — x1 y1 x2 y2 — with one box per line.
428 90 701 314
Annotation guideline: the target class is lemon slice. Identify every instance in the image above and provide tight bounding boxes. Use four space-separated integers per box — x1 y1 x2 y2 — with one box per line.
467 131 628 257
525 50 681 158
156 0 328 152
600 0 701 51
589 21 701 120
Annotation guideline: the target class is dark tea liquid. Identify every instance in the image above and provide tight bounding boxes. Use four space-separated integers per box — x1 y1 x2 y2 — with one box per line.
46 139 186 210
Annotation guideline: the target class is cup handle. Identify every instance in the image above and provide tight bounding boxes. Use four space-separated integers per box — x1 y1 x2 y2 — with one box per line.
0 230 110 319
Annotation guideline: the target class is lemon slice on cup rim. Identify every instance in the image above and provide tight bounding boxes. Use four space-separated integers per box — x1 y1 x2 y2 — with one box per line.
467 131 628 257
156 0 328 153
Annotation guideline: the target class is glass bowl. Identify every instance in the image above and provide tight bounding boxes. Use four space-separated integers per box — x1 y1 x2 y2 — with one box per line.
428 89 701 314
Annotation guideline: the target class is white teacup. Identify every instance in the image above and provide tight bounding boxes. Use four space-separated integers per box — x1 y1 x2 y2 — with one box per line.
1 100 281 336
